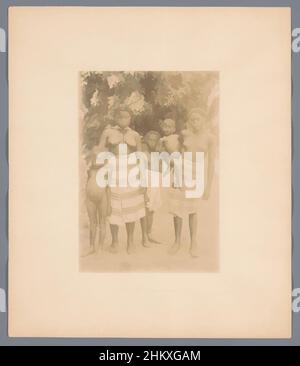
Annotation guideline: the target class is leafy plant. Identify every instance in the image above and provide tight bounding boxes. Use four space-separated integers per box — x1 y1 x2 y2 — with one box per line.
80 71 218 162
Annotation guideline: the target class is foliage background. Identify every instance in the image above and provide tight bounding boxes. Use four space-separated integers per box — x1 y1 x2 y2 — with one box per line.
80 71 219 163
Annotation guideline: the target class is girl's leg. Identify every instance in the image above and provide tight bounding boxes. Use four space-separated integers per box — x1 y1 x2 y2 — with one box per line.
97 195 108 252
140 188 151 247
126 222 136 254
140 216 151 247
189 213 199 257
147 210 161 244
168 215 182 254
85 198 98 255
174 216 183 244
109 224 119 253
97 214 106 252
147 210 153 234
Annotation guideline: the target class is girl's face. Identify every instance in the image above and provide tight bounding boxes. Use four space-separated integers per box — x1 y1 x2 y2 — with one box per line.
161 120 175 136
116 110 131 128
145 133 160 151
188 112 205 131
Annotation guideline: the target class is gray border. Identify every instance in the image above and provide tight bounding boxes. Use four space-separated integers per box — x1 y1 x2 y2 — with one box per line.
0 0 298 346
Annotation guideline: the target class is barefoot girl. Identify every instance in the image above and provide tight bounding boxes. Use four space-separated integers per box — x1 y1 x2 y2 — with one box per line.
158 118 181 154
85 151 108 256
167 109 216 257
140 130 162 245
157 118 184 253
96 107 146 254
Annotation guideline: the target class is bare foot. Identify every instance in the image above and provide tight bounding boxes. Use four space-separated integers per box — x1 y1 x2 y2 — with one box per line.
189 245 200 258
168 242 180 255
108 243 119 253
98 239 104 251
94 247 102 256
80 247 95 258
142 239 153 248
148 233 161 244
127 243 137 254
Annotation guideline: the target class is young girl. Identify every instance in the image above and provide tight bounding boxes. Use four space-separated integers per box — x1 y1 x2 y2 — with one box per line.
141 130 162 244
158 118 181 154
95 107 147 254
157 118 183 188
84 151 109 256
168 108 216 257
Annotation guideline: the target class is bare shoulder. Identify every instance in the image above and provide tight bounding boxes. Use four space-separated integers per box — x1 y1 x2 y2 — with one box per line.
101 127 111 137
205 130 217 145
141 141 148 152
128 128 139 137
180 129 191 138
133 130 142 141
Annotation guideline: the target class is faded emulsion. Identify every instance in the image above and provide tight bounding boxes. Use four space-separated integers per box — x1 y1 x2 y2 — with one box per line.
79 71 219 271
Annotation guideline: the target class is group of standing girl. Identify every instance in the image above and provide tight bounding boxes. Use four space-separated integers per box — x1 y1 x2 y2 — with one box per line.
85 106 216 258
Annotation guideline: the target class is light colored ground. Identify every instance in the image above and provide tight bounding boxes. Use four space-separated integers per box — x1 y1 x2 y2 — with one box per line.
79 181 218 273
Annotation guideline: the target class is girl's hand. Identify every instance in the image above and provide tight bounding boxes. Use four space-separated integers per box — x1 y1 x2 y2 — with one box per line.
107 204 112 216
202 190 210 200
144 192 150 208
144 193 150 203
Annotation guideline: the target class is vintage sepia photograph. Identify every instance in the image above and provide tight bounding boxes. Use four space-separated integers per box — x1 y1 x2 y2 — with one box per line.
8 6 292 339
79 71 219 272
